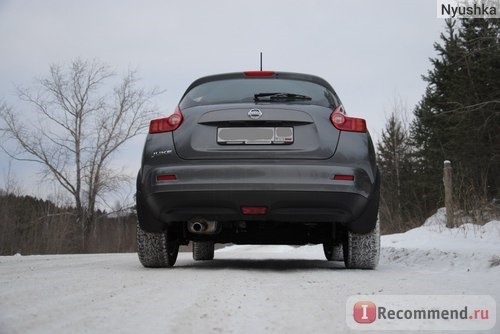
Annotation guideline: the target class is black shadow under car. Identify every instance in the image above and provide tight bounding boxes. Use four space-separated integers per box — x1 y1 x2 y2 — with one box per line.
136 71 380 269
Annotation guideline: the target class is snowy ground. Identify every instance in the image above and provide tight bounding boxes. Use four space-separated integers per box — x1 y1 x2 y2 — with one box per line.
1 209 499 334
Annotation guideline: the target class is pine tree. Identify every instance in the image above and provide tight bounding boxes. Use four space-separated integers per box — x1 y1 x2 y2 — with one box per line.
411 18 500 215
377 110 414 232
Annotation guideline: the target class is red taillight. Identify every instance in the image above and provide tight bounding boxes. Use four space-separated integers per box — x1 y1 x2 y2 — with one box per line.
241 206 268 215
330 107 367 133
244 71 275 77
156 174 177 182
333 174 355 181
149 107 183 134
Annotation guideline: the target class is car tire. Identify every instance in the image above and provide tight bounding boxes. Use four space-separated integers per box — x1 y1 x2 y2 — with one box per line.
137 223 179 268
193 241 214 261
323 243 343 261
343 220 380 269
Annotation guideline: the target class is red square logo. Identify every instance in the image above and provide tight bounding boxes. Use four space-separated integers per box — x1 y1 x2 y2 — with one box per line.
353 301 376 323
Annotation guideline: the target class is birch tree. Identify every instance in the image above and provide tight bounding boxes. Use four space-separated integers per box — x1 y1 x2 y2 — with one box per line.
0 59 159 250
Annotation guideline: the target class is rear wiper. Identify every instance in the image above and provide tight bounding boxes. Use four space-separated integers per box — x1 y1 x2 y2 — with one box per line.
254 92 312 102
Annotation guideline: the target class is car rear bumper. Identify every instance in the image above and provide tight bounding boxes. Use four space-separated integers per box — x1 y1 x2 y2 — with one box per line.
139 163 377 227
146 189 368 223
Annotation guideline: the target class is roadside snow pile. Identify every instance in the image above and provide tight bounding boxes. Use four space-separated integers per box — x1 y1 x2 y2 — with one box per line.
382 208 500 271
218 208 500 271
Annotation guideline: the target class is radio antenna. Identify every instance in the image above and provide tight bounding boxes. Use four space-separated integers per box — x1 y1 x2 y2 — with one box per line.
260 52 263 71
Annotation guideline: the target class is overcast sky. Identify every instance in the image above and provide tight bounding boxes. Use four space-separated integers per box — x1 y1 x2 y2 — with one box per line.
0 0 446 200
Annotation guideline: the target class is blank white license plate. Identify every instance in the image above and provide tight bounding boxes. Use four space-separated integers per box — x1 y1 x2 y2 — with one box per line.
217 127 293 145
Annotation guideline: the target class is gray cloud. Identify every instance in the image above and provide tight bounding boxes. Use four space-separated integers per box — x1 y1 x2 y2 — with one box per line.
0 0 445 196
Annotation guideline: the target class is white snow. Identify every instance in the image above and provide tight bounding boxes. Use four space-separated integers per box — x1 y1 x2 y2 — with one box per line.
1 209 499 333
384 208 500 271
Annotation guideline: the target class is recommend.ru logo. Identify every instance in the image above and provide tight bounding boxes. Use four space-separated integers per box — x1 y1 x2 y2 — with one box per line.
346 295 496 331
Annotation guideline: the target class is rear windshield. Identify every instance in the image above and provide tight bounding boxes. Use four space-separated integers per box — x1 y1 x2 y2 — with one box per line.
180 78 339 109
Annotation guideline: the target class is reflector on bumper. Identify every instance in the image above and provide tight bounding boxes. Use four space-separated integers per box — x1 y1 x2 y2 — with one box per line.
241 207 268 215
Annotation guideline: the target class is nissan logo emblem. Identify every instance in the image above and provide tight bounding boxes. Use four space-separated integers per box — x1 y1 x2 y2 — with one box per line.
248 109 263 120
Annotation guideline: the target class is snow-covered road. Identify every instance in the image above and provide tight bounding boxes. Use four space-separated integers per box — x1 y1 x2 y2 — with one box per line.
1 211 499 334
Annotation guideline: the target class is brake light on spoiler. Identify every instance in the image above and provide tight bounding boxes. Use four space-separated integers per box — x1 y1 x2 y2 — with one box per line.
244 71 276 77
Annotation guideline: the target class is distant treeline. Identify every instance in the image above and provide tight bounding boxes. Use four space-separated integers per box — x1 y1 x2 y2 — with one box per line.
0 192 136 255
376 18 500 234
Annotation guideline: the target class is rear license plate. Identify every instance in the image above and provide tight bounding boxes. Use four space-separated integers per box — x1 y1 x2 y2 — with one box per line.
217 127 293 145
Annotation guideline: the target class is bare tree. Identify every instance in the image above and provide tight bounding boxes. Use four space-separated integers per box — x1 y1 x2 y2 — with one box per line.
0 59 160 251
1 160 22 196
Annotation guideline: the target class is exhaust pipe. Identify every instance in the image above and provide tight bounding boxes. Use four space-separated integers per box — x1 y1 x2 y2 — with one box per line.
187 218 219 234
191 221 207 233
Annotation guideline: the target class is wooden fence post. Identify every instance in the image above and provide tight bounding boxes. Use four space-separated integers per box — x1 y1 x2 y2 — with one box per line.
443 160 455 228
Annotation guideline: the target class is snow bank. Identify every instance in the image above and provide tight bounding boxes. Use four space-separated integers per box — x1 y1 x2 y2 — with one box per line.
382 208 500 271
218 208 500 271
